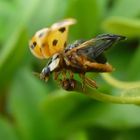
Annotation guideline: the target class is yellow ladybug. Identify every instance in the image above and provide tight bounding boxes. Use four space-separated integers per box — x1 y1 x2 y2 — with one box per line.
29 18 126 91
29 18 76 59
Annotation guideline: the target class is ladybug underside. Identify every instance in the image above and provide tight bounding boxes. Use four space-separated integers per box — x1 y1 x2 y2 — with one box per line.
40 34 126 90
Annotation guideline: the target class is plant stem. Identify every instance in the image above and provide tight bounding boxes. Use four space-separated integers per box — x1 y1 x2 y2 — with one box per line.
67 79 140 104
101 73 140 89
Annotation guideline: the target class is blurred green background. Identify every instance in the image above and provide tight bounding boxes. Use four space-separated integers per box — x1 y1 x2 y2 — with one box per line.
1 0 140 140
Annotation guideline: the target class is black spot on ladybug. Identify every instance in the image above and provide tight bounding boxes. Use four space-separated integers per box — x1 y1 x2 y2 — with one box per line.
33 41 37 46
64 41 67 47
40 48 42 54
42 43 46 48
58 27 66 33
31 41 37 49
52 39 58 46
39 32 44 38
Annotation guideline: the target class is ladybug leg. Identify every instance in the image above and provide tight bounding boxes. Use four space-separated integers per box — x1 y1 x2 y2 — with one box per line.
79 73 86 91
62 69 67 81
69 70 74 79
84 77 98 89
33 72 40 78
79 73 98 90
53 71 60 81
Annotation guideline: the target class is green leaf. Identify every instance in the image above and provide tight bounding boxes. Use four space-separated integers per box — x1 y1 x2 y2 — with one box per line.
0 0 42 89
8 69 54 140
42 90 140 133
0 29 28 89
95 104 140 129
127 45 140 80
41 92 89 138
0 117 18 140
64 103 140 130
41 92 86 122
109 0 140 18
66 131 88 140
66 0 101 40
28 0 70 33
0 1 16 42
102 17 140 37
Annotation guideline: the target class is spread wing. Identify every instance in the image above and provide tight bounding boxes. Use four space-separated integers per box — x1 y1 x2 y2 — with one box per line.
45 18 76 57
29 18 76 59
68 34 126 64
